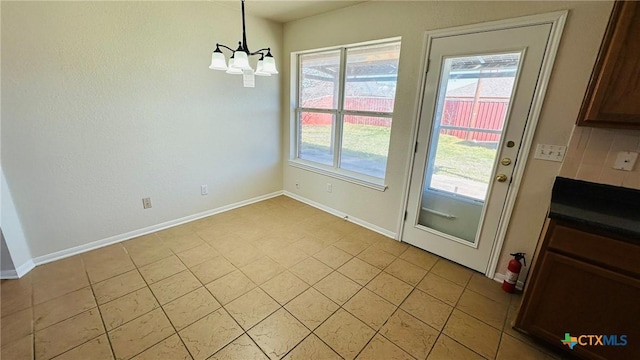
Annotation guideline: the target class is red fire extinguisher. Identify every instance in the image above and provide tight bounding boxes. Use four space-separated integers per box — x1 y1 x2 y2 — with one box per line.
502 253 526 293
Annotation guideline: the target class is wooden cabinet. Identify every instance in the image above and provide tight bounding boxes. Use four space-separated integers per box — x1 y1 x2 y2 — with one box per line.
515 220 640 360
577 1 640 128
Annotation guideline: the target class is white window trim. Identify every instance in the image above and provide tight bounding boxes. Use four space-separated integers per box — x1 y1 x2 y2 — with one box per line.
288 159 388 191
289 38 401 191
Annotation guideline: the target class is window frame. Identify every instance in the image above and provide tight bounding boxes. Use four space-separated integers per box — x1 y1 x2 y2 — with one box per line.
423 52 521 203
289 38 401 191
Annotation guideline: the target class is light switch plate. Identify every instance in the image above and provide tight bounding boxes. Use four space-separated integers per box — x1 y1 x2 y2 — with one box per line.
613 151 638 171
534 144 567 162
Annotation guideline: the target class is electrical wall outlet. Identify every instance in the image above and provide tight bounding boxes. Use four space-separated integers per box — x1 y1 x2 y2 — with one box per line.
613 151 638 171
201 185 209 195
142 197 152 209
326 183 332 193
534 144 566 162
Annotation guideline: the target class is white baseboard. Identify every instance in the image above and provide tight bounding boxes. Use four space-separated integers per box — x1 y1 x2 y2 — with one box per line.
283 191 397 239
0 270 18 279
31 191 284 267
1 259 36 279
8 190 395 277
16 259 36 277
493 272 525 291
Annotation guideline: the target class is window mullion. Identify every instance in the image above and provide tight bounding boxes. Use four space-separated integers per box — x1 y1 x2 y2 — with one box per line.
295 55 302 160
295 109 300 158
334 48 348 169
298 108 337 114
342 110 393 118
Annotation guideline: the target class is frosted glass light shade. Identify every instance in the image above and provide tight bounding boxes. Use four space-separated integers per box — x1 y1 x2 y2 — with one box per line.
226 59 243 74
232 51 251 70
262 56 278 74
254 60 271 76
209 51 227 70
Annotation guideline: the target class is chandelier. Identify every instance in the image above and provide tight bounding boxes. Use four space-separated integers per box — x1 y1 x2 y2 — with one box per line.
209 0 278 80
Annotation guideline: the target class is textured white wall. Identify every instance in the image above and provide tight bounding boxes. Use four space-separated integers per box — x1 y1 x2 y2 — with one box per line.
1 168 33 273
1 230 17 273
282 1 614 278
1 2 282 258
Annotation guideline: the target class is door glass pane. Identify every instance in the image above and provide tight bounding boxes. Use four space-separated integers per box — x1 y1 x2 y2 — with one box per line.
298 111 335 166
419 53 520 243
300 51 341 109
340 115 391 178
344 42 400 112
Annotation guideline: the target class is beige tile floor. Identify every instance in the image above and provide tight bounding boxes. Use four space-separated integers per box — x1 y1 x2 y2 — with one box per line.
1 196 563 360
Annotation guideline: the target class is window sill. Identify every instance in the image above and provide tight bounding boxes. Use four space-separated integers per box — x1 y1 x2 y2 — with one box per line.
288 160 388 192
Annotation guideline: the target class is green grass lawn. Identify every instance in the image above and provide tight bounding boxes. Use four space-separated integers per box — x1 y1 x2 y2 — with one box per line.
300 124 496 182
300 123 390 156
433 134 497 183
341 123 391 157
300 123 390 177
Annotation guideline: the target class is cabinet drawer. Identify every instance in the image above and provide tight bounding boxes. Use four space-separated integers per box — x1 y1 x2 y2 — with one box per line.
548 223 640 277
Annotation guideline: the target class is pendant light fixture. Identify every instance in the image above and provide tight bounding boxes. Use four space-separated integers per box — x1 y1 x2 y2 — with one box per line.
209 0 278 80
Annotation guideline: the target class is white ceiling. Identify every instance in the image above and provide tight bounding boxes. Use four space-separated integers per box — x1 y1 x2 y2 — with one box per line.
212 0 367 23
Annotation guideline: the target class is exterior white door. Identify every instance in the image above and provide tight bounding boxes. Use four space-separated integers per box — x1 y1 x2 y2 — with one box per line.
403 22 553 273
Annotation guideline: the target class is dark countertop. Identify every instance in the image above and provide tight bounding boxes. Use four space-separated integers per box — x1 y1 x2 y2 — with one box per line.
549 177 640 241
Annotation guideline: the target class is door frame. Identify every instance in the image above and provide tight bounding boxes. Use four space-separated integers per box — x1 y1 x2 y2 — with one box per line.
398 11 568 278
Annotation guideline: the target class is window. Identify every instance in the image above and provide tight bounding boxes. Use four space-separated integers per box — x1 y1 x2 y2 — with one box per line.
293 40 401 186
425 53 520 202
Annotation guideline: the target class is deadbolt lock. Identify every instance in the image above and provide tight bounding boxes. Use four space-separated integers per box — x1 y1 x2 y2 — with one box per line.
496 174 508 182
501 158 512 166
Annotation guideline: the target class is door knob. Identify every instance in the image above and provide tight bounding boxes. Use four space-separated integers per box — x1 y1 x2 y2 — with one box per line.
496 174 508 182
501 158 512 166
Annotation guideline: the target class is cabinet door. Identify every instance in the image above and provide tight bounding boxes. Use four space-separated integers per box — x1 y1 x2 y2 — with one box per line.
517 252 640 360
577 1 640 128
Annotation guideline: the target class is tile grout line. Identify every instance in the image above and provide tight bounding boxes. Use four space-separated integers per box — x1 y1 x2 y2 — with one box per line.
140 274 192 358
82 256 118 360
31 258 125 359
435 266 505 360
94 246 148 358
32 246 426 359
305 246 404 359
168 235 278 360
14 198 549 360
428 332 448 359
400 271 488 359
232 240 366 360
100 242 194 359
457 277 512 331
294 240 410 358
154 241 230 360
381 258 437 359
30 278 36 360
243 329 272 359
320 246 437 359
383 254 491 360
277 331 317 359
377 309 436 359
437 266 490 359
